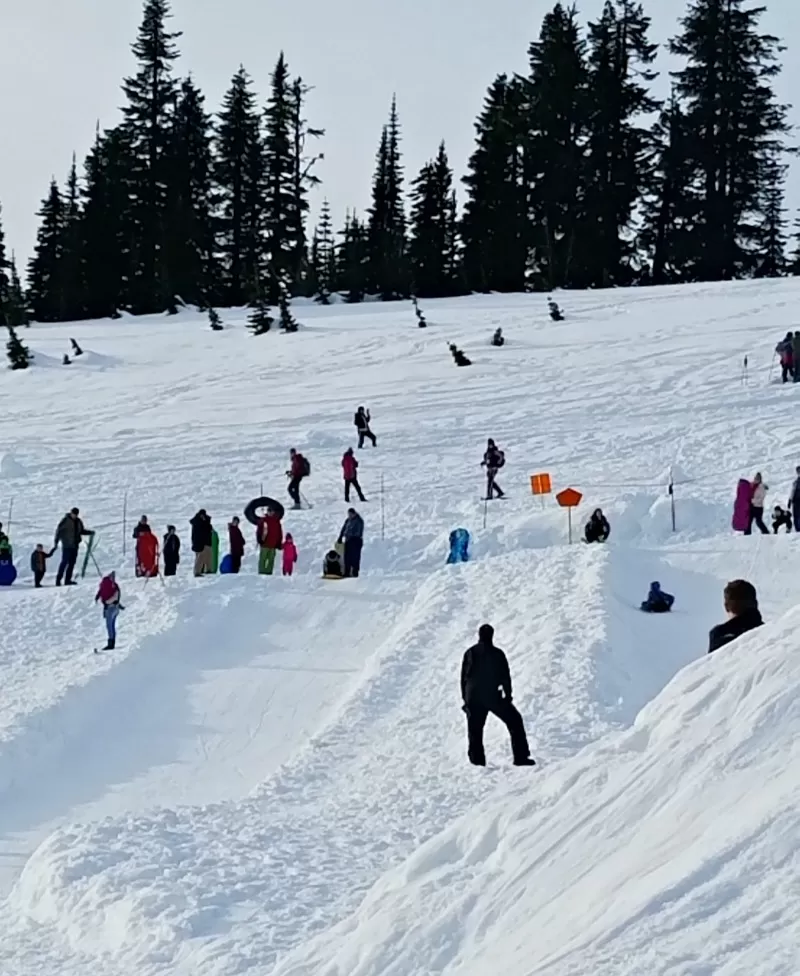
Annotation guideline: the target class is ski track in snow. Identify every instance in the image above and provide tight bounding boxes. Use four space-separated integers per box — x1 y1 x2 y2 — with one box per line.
0 281 799 974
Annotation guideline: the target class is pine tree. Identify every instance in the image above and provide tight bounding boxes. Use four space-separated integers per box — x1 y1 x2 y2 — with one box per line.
56 155 86 320
519 3 589 290
409 142 461 298
6 326 32 369
367 97 408 300
278 281 298 332
580 0 659 287
313 199 336 303
247 294 274 335
166 77 218 307
121 0 182 312
461 75 527 293
337 213 368 303
755 157 787 278
208 307 223 330
215 67 264 305
669 0 791 280
27 179 65 322
288 75 324 295
0 202 9 320
6 257 28 327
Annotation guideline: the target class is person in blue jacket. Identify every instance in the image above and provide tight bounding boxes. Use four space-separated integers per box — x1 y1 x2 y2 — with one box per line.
641 581 674 613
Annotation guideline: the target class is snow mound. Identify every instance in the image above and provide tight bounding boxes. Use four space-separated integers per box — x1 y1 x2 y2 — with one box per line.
270 610 800 976
0 453 28 478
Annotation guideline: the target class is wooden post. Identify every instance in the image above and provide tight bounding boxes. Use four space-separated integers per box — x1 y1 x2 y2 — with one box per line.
568 507 572 544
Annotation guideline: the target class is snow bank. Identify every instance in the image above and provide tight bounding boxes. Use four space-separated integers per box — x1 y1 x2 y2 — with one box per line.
0 452 28 478
270 610 800 976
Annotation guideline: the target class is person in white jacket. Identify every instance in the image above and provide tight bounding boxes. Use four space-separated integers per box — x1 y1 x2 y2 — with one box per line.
747 473 770 535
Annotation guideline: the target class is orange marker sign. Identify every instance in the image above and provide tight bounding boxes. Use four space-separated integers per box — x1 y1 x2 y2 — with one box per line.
530 473 552 496
555 487 583 542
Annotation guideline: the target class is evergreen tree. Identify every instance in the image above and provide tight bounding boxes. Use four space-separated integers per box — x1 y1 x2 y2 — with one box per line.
754 157 787 278
789 213 800 277
367 97 408 299
669 0 791 280
288 75 324 294
215 67 264 305
409 142 461 298
57 155 86 320
519 3 589 290
166 77 218 307
580 0 659 287
121 0 182 312
6 257 29 327
247 293 274 335
263 53 298 303
208 307 223 330
27 179 65 322
313 199 336 303
278 281 298 332
461 75 527 293
6 326 32 369
337 213 368 303
0 202 9 319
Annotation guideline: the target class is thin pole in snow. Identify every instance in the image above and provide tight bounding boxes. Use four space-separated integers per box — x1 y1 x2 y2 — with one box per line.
669 468 676 533
122 491 128 560
483 494 488 531
568 507 572 544
6 497 13 536
380 473 385 541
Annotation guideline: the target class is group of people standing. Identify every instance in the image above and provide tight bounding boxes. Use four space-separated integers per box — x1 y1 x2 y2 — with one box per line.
735 468 800 536
775 332 800 383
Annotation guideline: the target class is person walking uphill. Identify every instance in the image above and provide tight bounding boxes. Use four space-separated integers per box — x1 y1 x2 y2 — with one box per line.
54 507 94 586
228 516 246 574
190 510 213 577
342 448 367 503
746 473 769 535
481 439 505 500
338 508 364 578
95 571 123 651
287 449 310 510
355 407 377 448
461 624 534 766
257 508 283 575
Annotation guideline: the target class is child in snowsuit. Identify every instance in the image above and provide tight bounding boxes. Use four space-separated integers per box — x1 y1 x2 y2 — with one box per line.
30 544 50 587
95 571 123 650
772 505 792 534
323 549 343 578
641 581 674 613
282 533 298 576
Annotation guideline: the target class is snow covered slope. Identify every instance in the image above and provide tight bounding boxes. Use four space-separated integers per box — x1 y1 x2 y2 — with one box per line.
0 280 799 975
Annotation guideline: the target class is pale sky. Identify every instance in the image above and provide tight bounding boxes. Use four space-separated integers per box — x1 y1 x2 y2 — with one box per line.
1 0 798 267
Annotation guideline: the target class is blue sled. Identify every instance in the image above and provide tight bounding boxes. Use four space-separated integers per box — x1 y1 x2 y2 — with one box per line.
447 528 470 564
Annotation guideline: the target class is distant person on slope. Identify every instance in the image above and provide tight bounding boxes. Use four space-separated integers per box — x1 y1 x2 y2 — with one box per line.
745 473 769 536
287 448 309 509
95 571 123 651
461 624 534 766
584 509 610 544
789 465 800 532
53 507 94 586
792 332 800 382
338 508 364 578
776 332 794 383
342 448 367 503
132 515 151 539
257 507 283 575
190 510 213 577
228 516 246 574
708 580 763 654
163 525 181 576
641 581 674 613
355 407 377 448
481 439 506 500
282 533 298 577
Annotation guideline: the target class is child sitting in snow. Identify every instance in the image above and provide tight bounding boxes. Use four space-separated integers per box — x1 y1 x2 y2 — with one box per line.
772 505 792 534
641 581 674 613
322 549 343 579
282 533 298 576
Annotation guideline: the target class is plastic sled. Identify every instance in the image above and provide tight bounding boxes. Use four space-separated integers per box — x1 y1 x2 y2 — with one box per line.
210 529 220 573
732 478 752 532
136 533 159 578
0 560 17 586
219 554 234 575
447 528 470 564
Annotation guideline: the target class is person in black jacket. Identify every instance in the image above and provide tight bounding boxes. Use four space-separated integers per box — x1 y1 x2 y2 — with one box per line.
708 580 763 654
190 510 213 577
355 407 377 448
132 515 151 539
163 525 181 576
460 624 534 766
585 508 610 543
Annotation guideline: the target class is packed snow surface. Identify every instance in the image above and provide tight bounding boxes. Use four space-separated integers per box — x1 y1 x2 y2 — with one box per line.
0 281 799 975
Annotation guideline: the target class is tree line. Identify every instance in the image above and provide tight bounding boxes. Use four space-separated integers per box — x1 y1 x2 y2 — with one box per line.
0 0 797 333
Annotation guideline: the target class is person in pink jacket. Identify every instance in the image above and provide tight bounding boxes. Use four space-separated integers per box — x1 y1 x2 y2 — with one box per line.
342 447 366 503
282 533 298 576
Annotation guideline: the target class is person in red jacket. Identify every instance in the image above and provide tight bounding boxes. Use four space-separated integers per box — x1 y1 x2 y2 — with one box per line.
286 448 309 509
228 516 246 573
342 447 366 503
257 508 283 575
282 533 298 576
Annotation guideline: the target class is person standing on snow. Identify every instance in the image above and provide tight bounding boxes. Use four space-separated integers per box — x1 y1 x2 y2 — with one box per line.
746 473 769 535
342 447 367 503
708 580 763 654
163 525 180 576
481 439 505 500
355 407 377 448
190 510 213 576
95 571 123 651
228 516 246 574
776 332 794 383
792 332 800 382
338 508 364 578
460 624 534 766
282 533 298 576
30 544 51 587
132 515 150 539
788 466 800 533
287 448 309 509
257 507 283 575
53 507 94 586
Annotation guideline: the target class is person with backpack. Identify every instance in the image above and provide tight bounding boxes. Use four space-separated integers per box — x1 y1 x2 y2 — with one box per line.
481 439 506 500
190 510 213 576
282 533 298 577
257 507 283 575
460 624 534 766
228 516 246 573
95 571 123 651
355 407 377 448
53 507 94 586
163 525 180 576
338 508 364 578
287 448 309 509
342 447 367 503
